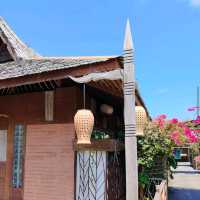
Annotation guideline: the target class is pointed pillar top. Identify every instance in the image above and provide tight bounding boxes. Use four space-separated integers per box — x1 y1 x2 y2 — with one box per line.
123 19 134 51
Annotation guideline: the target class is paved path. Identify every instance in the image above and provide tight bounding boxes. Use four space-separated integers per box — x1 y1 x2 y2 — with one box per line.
169 188 200 200
168 162 200 200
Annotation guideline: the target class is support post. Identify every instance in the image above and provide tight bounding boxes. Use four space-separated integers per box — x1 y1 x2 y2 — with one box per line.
123 19 138 200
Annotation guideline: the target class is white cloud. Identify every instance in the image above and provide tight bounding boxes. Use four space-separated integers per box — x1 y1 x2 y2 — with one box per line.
180 0 200 7
190 0 200 6
189 0 200 6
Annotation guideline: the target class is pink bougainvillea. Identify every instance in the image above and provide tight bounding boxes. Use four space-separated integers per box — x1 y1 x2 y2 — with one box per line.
170 131 183 145
192 116 200 124
154 114 167 128
170 118 178 124
184 127 198 143
186 107 200 134
194 155 200 163
188 106 200 112
153 114 199 146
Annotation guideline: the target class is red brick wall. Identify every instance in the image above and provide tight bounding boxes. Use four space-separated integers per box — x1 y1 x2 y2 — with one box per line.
23 124 75 200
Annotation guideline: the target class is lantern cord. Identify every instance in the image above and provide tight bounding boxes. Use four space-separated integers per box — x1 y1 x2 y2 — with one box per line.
83 84 86 109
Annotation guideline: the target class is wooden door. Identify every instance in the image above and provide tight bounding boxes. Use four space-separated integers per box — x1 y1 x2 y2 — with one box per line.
0 130 7 200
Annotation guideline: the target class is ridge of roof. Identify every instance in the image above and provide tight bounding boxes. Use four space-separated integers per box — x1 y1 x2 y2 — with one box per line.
0 17 119 62
35 56 119 60
0 17 40 60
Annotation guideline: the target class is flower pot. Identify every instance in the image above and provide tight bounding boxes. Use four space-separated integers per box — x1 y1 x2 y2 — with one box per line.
74 109 94 144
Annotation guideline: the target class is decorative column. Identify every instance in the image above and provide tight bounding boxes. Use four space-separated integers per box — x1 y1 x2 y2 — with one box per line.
123 19 138 200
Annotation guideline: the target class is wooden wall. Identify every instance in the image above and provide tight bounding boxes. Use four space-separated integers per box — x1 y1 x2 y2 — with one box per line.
0 91 43 123
24 124 74 200
0 85 125 200
0 87 78 200
0 87 78 124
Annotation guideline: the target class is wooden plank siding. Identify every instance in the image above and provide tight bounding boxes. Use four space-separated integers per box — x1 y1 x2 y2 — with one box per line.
24 124 75 200
0 87 78 200
0 81 145 200
0 87 77 123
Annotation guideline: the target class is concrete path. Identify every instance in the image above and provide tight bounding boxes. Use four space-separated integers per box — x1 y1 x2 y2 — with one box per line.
169 188 200 200
168 162 200 200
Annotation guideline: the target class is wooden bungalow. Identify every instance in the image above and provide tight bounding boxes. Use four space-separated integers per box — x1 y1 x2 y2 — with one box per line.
0 17 149 200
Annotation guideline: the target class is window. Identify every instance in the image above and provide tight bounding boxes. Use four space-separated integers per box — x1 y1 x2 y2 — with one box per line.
12 125 25 188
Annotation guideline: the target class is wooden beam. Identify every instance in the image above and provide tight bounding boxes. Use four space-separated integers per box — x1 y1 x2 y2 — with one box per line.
73 139 124 152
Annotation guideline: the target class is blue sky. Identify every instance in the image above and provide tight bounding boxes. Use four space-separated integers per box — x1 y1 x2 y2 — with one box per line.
1 0 200 120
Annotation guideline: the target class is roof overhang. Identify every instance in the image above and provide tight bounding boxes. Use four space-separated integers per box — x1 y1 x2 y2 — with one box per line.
0 17 150 118
0 57 122 89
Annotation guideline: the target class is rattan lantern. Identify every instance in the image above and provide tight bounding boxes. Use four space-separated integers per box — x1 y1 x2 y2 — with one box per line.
136 106 147 136
100 104 114 115
74 109 94 144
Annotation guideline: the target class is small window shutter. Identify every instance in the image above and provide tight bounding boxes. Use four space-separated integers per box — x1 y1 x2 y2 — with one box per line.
45 91 54 121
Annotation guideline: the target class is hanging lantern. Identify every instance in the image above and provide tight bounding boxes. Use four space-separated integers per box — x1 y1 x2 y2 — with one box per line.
74 109 94 144
136 106 147 136
100 104 114 115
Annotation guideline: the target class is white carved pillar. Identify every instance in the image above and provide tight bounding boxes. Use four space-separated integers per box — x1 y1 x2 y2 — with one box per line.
123 19 138 200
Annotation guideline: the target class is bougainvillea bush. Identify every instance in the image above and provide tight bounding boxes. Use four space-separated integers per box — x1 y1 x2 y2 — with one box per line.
194 154 200 168
156 114 198 145
194 155 200 163
138 114 199 198
138 114 199 169
187 106 200 133
186 107 200 168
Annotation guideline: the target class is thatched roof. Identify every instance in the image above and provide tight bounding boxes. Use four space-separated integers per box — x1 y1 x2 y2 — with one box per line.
0 17 150 116
0 57 119 80
0 17 120 80
0 17 39 60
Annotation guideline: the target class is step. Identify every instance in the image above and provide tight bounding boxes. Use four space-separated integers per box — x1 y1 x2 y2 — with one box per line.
171 163 200 174
173 170 200 174
177 162 191 167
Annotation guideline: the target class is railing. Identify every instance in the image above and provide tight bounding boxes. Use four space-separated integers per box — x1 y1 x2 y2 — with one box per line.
74 139 126 200
142 178 163 200
142 157 168 200
153 180 167 200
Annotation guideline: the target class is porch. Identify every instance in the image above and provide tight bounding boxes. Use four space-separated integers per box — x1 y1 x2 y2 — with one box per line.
0 60 147 199
0 79 128 200
0 17 143 200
